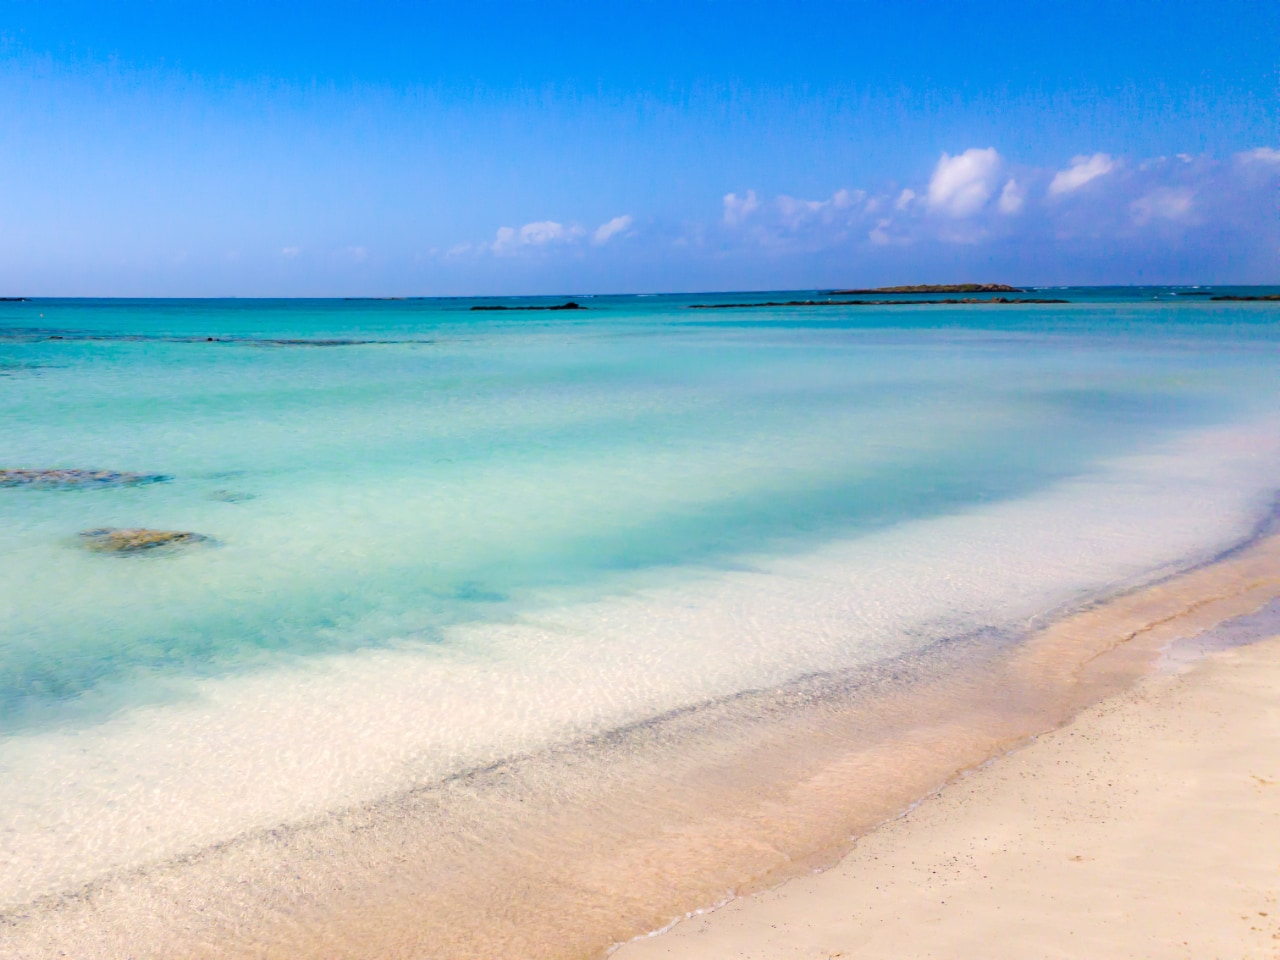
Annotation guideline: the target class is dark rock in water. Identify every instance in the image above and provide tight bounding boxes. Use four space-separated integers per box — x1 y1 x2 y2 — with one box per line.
470 301 585 311
79 528 209 553
206 489 257 503
0 468 171 488
1210 294 1280 301
831 283 1025 294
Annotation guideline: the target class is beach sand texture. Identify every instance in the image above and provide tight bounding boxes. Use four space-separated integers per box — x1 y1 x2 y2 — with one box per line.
5 532 1280 958
617 629 1280 960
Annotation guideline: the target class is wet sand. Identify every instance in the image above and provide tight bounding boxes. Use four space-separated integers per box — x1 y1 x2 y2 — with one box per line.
5 533 1280 958
615 631 1280 960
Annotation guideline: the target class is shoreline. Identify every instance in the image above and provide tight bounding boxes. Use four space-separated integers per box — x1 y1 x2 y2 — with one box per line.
606 526 1280 955
4 527 1280 957
614 611 1280 959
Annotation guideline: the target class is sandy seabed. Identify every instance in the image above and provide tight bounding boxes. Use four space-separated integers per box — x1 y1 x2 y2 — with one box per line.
5 533 1280 959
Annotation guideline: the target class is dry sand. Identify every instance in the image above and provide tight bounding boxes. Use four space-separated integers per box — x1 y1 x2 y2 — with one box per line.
615 632 1280 960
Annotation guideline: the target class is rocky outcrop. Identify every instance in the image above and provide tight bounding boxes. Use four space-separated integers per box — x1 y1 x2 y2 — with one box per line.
79 528 209 553
1 469 171 488
831 284 1025 294
1210 295 1280 301
689 297 1069 309
470 302 585 311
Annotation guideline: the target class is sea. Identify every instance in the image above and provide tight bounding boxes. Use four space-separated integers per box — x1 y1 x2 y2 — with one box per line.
2 288 1279 953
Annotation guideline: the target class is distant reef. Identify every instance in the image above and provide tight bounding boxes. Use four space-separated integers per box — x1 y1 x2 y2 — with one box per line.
830 284 1026 294
470 301 585 311
0 328 426 346
689 297 1068 309
1209 294 1280 302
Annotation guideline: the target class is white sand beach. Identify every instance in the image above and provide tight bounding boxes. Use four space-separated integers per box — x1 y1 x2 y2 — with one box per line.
7 532 1280 959
616 630 1280 959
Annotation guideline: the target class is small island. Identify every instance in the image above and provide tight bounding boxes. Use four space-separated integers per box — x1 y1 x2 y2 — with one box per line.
689 296 1068 309
830 283 1026 294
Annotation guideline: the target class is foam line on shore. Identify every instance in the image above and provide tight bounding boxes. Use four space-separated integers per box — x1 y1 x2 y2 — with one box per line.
2 417 1277 911
614 614 1280 959
6 515 1280 958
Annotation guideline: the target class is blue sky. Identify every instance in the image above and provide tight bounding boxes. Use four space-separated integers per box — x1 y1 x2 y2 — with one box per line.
2 0 1278 295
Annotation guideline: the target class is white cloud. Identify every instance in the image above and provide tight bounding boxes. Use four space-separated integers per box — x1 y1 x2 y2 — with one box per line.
492 226 517 250
775 195 824 224
868 217 898 246
774 189 859 229
1238 147 1280 165
518 221 569 244
895 188 916 210
1131 187 1195 225
491 220 584 254
927 148 1001 218
281 246 300 257
723 190 760 226
593 215 634 245
1048 153 1115 195
997 179 1024 214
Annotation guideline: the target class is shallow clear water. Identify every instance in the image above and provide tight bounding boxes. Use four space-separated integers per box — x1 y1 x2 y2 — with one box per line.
2 289 1279 904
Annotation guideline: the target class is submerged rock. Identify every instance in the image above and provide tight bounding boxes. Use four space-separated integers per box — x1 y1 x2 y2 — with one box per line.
0 468 171 488
79 528 209 553
206 489 257 503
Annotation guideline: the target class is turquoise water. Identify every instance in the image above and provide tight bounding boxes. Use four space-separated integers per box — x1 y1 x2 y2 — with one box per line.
2 290 1280 903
